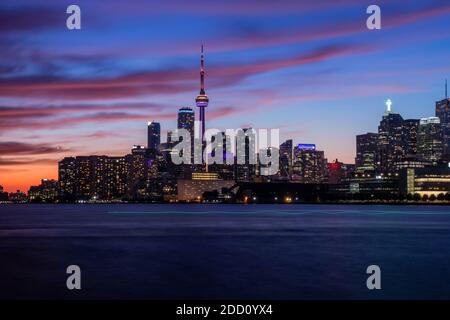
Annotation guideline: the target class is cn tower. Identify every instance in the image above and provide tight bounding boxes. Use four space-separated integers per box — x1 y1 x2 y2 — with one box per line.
195 45 209 144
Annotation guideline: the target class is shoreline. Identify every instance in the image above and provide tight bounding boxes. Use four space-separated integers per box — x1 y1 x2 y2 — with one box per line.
1 201 449 206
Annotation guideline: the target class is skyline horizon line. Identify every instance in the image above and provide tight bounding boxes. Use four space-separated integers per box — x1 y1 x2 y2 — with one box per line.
1 84 449 193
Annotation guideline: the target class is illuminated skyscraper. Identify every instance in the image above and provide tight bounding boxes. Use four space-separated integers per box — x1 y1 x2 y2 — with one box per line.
403 119 420 156
417 117 443 164
105 156 128 199
58 157 77 199
436 80 450 156
355 133 378 173
126 145 148 199
58 155 128 201
279 139 293 178
177 107 195 134
378 99 405 173
177 107 195 150
75 156 94 199
176 107 196 172
147 121 161 151
292 144 327 183
208 131 235 180
235 128 257 181
195 45 209 144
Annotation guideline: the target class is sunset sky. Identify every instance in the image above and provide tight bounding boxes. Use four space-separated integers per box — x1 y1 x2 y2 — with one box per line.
1 0 450 192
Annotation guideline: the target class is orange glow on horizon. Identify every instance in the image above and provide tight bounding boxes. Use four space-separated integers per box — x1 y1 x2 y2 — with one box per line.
0 164 57 193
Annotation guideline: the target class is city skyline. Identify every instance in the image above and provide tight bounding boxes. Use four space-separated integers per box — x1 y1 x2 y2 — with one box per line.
1 0 450 192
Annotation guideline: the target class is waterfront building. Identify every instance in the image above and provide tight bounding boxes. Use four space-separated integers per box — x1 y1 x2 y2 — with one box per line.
126 145 149 199
177 172 234 202
292 144 327 183
279 139 293 179
28 179 59 202
235 128 257 181
327 159 355 184
355 132 379 174
403 119 420 156
0 185 8 202
400 166 450 197
58 157 77 199
378 100 406 174
147 121 161 151
436 80 450 156
177 107 195 139
417 117 444 164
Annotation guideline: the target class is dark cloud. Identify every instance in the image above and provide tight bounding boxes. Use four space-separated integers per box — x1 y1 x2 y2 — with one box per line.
0 102 166 118
0 157 56 166
0 102 170 134
0 44 363 101
0 141 67 156
0 44 366 134
0 104 236 133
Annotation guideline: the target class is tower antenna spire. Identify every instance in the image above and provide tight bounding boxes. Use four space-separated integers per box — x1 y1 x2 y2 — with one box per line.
200 44 205 95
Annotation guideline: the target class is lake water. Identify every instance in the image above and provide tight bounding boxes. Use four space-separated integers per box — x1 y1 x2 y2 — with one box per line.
1 204 450 299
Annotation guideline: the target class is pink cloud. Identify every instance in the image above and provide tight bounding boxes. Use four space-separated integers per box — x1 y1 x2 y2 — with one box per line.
0 44 364 102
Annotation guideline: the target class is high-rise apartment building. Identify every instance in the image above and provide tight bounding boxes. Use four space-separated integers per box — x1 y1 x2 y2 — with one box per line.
417 117 443 164
355 133 379 173
292 144 327 183
378 101 406 173
147 121 161 150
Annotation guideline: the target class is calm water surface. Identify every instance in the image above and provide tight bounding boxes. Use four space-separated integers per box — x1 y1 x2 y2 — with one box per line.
0 204 449 299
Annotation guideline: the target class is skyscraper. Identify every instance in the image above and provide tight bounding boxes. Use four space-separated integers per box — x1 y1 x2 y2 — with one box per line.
208 131 235 180
177 107 195 134
417 117 443 164
355 133 379 173
59 155 129 201
292 144 327 183
75 156 94 200
235 128 257 181
436 80 450 157
279 139 293 178
126 145 148 199
403 119 420 156
209 131 230 164
195 45 209 145
105 156 128 199
177 107 195 155
378 100 405 173
147 121 161 150
58 157 77 199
